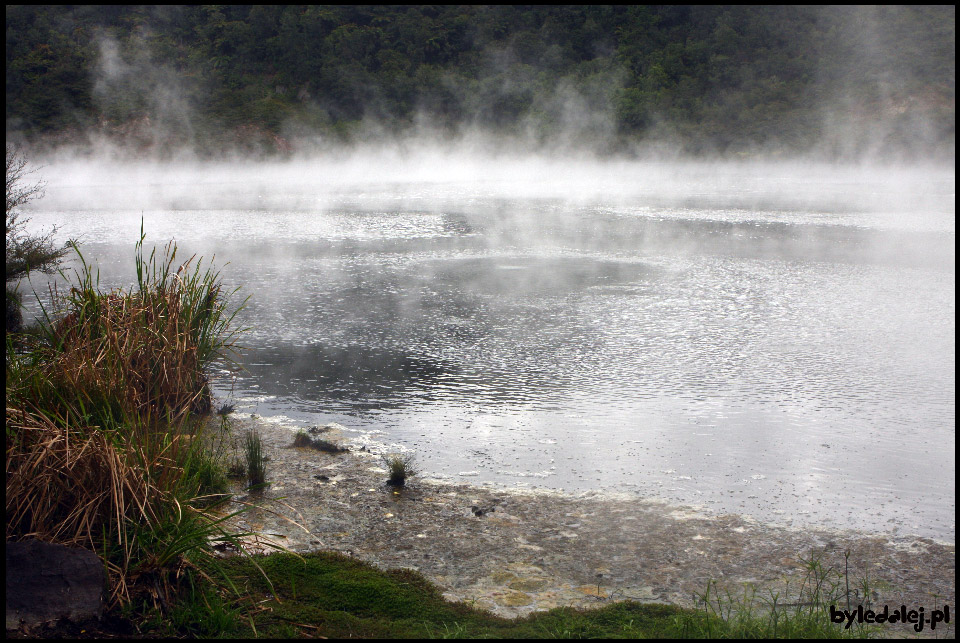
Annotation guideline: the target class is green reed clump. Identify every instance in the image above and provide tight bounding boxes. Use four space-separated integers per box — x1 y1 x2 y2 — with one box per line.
244 429 267 488
384 453 418 487
5 229 252 607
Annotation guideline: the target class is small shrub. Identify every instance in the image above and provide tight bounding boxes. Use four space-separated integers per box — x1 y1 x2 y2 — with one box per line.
6 145 71 290
384 453 418 487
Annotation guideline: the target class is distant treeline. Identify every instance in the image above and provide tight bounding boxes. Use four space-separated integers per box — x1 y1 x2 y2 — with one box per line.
5 5 955 158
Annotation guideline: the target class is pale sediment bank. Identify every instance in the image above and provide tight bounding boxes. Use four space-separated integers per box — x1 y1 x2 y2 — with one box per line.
221 416 954 637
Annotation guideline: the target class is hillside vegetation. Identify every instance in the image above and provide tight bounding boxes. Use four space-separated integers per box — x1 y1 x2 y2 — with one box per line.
6 5 955 159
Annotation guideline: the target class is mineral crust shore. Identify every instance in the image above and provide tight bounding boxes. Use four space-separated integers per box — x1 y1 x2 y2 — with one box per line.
221 416 954 638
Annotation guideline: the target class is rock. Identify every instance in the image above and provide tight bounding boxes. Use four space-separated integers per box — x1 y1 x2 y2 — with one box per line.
577 584 608 598
490 570 518 585
495 590 533 607
471 505 495 517
509 578 549 592
6 290 23 334
6 540 106 631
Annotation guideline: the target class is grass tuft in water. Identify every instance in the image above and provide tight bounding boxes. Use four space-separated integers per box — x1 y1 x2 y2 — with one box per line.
384 453 418 487
244 429 267 488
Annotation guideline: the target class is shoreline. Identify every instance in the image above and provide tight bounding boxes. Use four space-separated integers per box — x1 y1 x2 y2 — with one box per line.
220 415 955 636
233 411 956 545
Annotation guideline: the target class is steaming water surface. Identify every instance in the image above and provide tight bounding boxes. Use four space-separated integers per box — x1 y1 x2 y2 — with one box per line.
22 158 955 540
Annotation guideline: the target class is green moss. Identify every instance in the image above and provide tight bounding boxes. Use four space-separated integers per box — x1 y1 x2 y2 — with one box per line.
197 552 867 639
103 548 880 638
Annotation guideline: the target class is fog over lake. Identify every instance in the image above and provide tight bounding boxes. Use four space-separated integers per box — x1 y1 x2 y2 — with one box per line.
20 153 955 540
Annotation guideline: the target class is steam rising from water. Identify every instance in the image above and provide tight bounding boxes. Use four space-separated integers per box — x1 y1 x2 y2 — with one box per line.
29 150 956 231
18 151 956 541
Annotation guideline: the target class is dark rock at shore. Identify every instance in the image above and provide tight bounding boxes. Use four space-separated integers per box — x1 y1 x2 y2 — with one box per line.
6 289 23 334
6 540 106 631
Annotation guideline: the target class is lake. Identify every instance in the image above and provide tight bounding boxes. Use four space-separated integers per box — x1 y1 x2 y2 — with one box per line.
19 154 956 540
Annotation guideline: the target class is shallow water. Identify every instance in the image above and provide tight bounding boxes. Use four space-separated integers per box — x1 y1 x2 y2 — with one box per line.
20 157 956 540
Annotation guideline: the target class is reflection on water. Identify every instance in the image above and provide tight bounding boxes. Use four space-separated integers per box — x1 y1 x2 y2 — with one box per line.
20 162 955 540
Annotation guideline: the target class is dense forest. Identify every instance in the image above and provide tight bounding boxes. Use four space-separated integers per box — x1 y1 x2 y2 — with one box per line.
5 5 955 159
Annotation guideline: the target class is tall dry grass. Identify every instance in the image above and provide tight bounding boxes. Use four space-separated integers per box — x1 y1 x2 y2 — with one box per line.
6 228 250 606
5 406 161 546
14 232 245 425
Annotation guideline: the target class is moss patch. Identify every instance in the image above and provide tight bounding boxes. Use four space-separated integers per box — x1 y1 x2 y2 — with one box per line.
32 549 884 638
174 551 878 639
211 552 699 638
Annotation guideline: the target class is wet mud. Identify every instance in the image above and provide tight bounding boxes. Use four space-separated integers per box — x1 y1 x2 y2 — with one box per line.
220 416 954 637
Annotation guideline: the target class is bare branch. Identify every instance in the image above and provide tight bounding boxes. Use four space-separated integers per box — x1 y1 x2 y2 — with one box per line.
5 144 45 215
6 145 67 283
